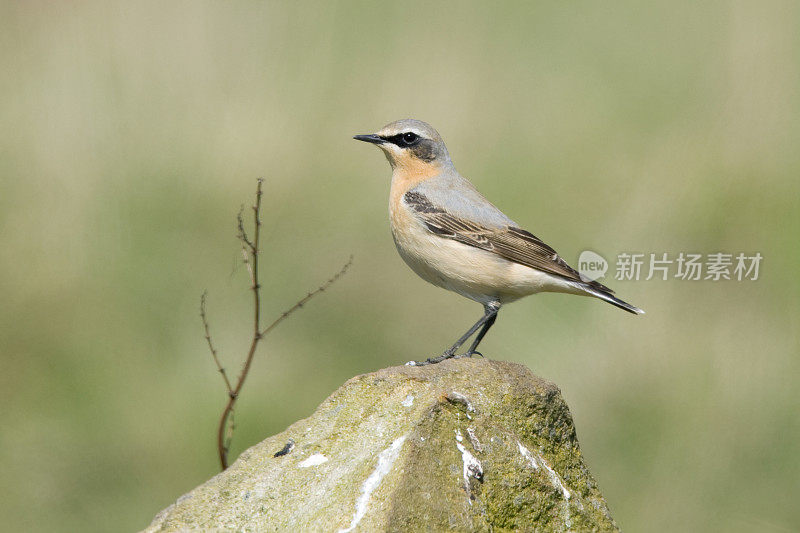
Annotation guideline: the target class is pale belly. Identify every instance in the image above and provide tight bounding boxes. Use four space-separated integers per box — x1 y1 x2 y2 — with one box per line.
390 215 578 305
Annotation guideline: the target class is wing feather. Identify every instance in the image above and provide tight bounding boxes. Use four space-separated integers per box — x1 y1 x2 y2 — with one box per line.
403 190 613 294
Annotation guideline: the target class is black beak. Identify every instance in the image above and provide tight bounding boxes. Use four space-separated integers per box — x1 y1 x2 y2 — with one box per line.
353 134 385 144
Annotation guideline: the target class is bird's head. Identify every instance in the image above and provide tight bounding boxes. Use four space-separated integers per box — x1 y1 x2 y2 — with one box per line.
354 119 451 171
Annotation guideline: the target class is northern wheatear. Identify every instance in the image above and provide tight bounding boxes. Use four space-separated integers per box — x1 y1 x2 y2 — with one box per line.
355 119 643 365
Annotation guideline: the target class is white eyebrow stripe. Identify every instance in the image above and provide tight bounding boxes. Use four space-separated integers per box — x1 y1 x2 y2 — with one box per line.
379 127 427 139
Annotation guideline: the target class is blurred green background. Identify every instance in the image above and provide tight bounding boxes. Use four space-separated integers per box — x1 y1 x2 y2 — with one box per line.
1 2 798 531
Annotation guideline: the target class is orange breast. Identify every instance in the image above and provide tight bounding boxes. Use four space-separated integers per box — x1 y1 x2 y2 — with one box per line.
388 162 440 216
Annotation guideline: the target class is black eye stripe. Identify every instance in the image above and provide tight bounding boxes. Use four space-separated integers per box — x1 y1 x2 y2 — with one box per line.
383 132 421 147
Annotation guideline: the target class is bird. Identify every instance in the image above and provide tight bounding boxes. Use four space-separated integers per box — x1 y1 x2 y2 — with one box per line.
354 119 643 365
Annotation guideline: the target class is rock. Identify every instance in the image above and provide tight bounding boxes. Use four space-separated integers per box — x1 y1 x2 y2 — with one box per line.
144 358 618 532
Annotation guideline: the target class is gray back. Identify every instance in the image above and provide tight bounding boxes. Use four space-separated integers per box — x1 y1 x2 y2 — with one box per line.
411 169 517 229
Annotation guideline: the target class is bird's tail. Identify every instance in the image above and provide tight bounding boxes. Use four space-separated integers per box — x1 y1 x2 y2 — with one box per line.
575 283 645 315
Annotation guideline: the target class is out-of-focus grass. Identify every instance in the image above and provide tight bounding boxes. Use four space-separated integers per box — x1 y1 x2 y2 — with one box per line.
1 2 798 531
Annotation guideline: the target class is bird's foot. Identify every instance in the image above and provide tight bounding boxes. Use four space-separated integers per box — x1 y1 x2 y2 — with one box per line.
407 348 485 366
407 348 457 366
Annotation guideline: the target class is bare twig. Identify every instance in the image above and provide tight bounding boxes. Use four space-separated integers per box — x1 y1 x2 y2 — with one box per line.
203 179 351 470
236 206 255 252
216 179 265 470
200 291 233 394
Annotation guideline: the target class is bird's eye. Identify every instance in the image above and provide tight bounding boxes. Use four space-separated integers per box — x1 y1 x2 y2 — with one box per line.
402 132 419 145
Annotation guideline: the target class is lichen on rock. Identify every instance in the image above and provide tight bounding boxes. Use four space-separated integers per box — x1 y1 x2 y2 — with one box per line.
144 358 618 532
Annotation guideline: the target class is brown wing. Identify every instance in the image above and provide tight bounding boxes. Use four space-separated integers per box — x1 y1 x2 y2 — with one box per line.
403 191 613 294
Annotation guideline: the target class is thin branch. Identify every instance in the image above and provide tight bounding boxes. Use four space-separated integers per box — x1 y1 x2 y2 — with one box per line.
218 179 264 470
236 206 255 252
200 292 233 394
215 257 351 470
207 178 351 471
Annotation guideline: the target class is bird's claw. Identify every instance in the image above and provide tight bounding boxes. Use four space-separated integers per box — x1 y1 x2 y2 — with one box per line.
408 348 487 366
409 348 458 366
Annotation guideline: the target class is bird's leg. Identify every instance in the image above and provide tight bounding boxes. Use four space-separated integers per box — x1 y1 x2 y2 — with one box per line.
461 304 499 357
412 303 500 366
